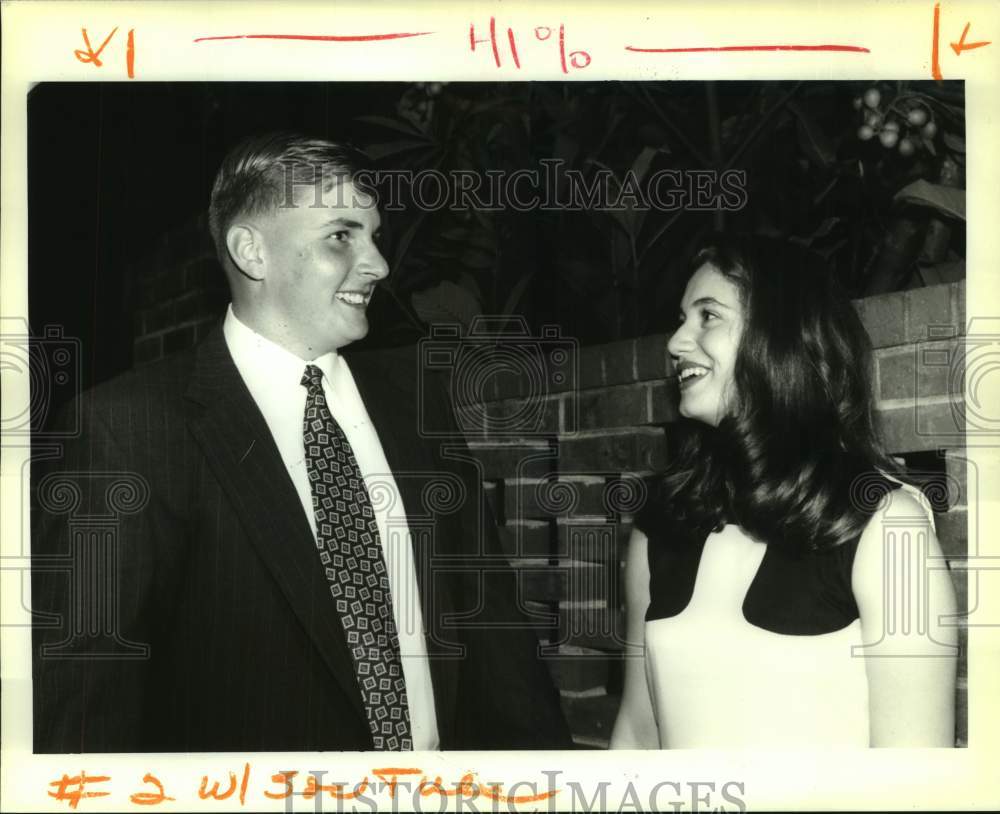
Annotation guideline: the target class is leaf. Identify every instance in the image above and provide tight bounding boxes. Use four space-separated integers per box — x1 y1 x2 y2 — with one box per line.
411 280 483 330
788 102 836 168
943 132 965 153
630 146 659 184
365 140 436 161
355 115 428 138
917 259 965 285
922 136 938 156
500 272 536 318
802 216 841 245
894 179 966 221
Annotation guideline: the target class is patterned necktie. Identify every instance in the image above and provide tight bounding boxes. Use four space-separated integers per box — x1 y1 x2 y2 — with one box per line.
300 364 412 751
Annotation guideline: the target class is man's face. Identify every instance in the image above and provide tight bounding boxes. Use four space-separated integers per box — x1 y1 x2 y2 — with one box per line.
253 179 389 358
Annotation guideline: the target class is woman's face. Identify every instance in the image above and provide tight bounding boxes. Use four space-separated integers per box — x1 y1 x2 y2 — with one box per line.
667 263 745 426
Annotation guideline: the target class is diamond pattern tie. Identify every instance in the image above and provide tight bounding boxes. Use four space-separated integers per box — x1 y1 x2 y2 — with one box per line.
300 364 412 750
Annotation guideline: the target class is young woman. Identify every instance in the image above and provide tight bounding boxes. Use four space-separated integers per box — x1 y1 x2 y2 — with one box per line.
611 235 958 748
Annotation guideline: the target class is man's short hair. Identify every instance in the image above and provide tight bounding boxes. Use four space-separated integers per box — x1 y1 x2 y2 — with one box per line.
208 132 375 269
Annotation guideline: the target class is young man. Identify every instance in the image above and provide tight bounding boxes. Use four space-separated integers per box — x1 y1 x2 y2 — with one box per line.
32 133 570 752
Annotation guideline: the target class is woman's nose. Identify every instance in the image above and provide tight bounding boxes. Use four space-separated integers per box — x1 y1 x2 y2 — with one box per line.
667 321 694 357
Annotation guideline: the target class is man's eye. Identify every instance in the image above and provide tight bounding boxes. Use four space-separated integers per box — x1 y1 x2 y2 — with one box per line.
329 231 349 242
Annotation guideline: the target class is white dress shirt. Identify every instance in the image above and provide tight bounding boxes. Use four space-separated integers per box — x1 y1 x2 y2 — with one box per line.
223 305 439 750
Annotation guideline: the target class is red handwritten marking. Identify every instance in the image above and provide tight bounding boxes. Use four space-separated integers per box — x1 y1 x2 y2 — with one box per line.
625 44 869 53
950 21 991 54
47 772 111 809
507 27 521 68
558 24 568 73
489 18 501 67
74 27 118 66
932 2 943 79
126 29 135 78
129 773 175 806
193 32 433 43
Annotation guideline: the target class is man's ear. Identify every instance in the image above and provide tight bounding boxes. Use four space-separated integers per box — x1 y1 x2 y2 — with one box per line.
225 223 266 281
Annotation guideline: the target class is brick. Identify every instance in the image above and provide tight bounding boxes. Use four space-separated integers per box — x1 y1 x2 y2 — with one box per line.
906 284 954 343
453 404 485 438
602 339 636 387
943 449 968 508
483 481 500 520
480 394 562 437
519 564 564 603
465 442 554 479
854 291 906 349
878 345 955 403
141 302 174 334
496 520 552 559
505 477 607 520
133 334 163 366
635 334 670 381
579 345 605 390
559 560 612 604
878 399 964 455
558 602 626 651
544 341 579 396
952 281 966 334
947 560 967 616
490 367 526 401
558 428 668 474
955 680 967 746
172 291 210 325
155 268 189 302
194 318 220 343
184 254 224 289
557 520 625 562
648 380 679 424
522 600 561 640
544 645 611 693
578 383 649 430
561 692 620 743
162 325 197 355
957 623 967 679
935 508 967 558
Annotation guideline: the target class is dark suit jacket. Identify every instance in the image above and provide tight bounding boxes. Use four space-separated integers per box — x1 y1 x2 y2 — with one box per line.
31 326 570 752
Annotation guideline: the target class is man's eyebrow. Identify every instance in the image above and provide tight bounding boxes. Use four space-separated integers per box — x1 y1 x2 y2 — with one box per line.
317 217 365 230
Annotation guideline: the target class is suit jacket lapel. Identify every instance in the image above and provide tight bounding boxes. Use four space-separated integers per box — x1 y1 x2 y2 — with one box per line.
183 328 368 727
344 348 460 745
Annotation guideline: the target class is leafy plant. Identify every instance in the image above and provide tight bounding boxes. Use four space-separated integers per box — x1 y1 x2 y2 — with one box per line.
357 80 966 345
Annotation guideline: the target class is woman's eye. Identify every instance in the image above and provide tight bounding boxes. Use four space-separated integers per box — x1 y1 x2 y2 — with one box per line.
700 309 719 323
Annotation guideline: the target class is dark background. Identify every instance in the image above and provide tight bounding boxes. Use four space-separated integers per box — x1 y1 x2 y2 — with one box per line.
29 80 966 401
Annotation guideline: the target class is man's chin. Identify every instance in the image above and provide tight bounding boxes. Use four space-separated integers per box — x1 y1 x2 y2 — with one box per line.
330 320 369 351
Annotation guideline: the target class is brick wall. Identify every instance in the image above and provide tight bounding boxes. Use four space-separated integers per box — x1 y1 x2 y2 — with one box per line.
130 213 228 366
466 281 968 748
129 240 968 748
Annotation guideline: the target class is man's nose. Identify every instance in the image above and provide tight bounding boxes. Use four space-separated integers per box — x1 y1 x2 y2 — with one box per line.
357 242 390 281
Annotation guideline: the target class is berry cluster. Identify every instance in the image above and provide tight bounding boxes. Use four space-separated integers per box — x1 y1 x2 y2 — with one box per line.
854 88 937 157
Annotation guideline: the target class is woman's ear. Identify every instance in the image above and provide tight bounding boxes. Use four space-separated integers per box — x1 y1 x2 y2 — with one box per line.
225 223 266 281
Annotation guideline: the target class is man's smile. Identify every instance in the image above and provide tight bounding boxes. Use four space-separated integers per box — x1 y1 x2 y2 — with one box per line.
334 289 372 309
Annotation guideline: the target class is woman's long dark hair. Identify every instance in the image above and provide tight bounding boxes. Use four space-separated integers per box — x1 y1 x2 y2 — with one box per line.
659 234 900 552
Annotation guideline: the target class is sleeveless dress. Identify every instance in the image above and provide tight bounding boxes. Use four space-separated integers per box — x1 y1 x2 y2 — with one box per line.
637 477 908 748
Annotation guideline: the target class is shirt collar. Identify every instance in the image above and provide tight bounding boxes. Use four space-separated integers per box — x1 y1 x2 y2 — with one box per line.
223 304 339 388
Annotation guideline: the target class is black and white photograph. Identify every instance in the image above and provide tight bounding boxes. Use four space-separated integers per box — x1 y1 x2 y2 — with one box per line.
2 3 998 812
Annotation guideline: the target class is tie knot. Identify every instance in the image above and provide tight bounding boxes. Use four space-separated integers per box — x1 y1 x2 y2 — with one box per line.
301 364 325 393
